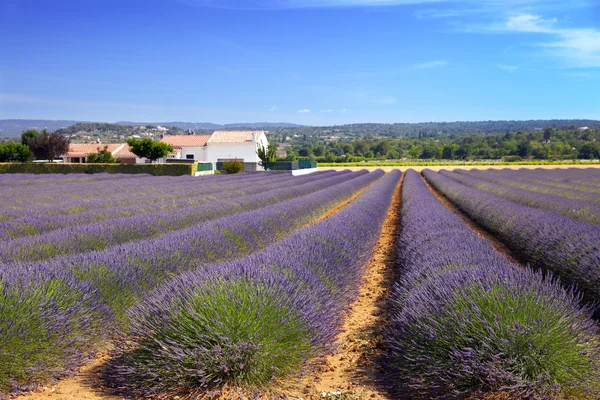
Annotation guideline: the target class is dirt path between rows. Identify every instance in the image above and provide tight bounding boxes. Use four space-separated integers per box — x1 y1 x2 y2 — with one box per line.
285 175 403 400
420 174 524 267
15 176 389 400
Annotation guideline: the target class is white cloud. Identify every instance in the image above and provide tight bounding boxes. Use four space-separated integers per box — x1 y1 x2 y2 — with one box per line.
499 13 600 67
413 60 448 69
297 109 311 113
497 64 519 72
342 108 349 112
269 105 277 112
320 109 334 112
504 14 556 33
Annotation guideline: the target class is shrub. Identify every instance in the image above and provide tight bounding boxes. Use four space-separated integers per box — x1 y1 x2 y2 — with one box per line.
106 274 312 396
86 146 119 163
0 268 107 396
222 159 244 174
388 266 600 399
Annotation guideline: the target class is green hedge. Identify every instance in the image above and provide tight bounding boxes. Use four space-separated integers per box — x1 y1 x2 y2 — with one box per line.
0 163 196 176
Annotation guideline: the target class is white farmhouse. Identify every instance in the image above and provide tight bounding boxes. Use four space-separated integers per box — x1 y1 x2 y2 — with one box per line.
206 131 269 171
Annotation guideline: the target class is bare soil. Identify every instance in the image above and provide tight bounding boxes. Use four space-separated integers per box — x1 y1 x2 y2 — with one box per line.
16 352 122 400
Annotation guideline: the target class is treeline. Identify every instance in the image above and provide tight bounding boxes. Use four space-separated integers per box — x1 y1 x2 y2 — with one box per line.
284 127 600 162
269 119 600 141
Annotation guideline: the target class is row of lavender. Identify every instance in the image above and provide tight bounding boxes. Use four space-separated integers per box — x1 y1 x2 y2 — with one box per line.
0 171 302 221
423 169 600 314
437 169 600 225
454 168 600 203
0 171 353 258
462 167 600 190
0 170 384 396
104 170 401 397
385 170 600 398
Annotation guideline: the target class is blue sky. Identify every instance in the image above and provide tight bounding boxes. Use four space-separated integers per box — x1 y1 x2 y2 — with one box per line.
0 0 598 125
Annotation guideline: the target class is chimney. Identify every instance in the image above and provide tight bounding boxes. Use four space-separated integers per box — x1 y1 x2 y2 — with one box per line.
252 133 256 143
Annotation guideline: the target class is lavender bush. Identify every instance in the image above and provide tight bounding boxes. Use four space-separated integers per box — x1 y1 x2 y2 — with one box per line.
0 171 368 397
438 169 600 224
454 168 600 203
0 171 304 240
2 170 380 324
0 266 108 396
0 171 355 261
104 170 401 397
385 170 600 399
0 171 305 222
423 169 600 312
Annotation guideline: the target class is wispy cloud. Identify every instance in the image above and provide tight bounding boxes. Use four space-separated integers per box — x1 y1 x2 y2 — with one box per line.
378 96 397 104
320 109 334 112
297 108 311 113
269 105 277 112
497 64 519 72
413 60 448 69
179 0 445 9
496 13 600 67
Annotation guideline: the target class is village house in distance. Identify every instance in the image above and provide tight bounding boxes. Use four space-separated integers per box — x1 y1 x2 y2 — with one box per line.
64 130 270 171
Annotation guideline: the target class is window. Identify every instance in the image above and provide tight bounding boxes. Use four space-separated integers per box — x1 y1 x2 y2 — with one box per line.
186 154 195 159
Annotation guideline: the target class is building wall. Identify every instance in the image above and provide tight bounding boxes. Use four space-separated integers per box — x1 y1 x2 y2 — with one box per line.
179 146 208 161
207 143 264 170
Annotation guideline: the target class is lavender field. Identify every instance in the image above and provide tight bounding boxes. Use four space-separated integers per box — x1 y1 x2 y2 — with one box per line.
2 168 600 400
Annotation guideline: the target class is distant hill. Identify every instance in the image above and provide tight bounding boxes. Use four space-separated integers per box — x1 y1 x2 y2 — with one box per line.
116 121 223 130
0 119 87 138
0 119 305 138
2 118 599 140
117 121 304 130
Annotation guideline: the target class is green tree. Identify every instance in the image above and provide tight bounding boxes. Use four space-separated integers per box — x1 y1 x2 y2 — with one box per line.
408 145 422 159
543 127 554 143
578 143 600 159
28 132 70 162
87 145 119 163
126 138 173 163
0 142 32 162
256 143 277 170
21 129 40 145
442 143 457 160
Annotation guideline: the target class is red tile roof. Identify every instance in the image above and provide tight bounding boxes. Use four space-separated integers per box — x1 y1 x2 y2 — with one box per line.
113 146 137 159
66 144 123 157
160 135 211 147
207 131 265 143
